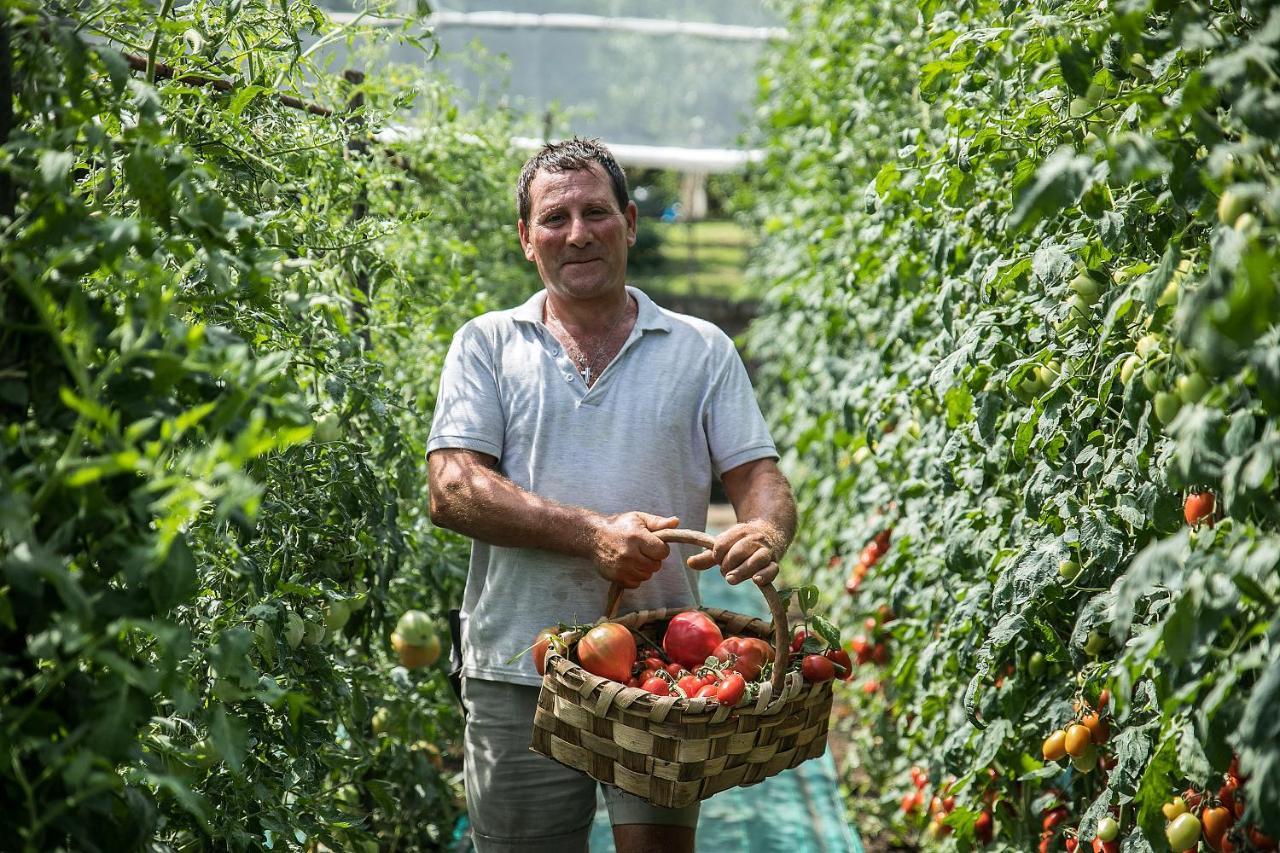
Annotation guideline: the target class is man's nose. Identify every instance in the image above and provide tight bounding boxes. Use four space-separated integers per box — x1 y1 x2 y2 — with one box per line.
566 215 593 247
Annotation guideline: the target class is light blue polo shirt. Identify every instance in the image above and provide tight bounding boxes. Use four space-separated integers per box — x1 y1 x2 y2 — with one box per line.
427 286 778 686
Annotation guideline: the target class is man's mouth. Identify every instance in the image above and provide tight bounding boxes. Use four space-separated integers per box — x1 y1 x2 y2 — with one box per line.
562 258 600 267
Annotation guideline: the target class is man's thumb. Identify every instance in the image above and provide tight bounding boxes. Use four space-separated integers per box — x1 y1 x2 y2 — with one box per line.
639 513 680 530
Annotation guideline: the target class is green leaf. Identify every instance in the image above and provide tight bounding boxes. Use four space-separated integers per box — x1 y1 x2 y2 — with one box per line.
1009 147 1093 232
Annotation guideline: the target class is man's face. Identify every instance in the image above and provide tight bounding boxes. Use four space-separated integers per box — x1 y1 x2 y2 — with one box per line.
517 163 638 302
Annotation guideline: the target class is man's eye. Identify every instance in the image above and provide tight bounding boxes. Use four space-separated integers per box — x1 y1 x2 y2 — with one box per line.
587 209 610 219
542 214 565 226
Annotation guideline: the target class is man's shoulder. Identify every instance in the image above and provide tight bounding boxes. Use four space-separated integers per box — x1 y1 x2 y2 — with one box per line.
454 298 539 341
638 291 735 352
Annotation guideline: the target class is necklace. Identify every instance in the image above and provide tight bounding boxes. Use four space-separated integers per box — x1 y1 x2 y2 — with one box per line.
545 295 633 387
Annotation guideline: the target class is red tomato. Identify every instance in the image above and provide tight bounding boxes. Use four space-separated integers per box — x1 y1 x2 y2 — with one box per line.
638 668 658 682
901 792 918 814
1184 490 1216 527
910 766 926 788
1218 778 1237 813
824 647 853 680
1043 806 1068 831
644 656 665 671
716 673 747 705
1065 837 1078 852
1202 805 1232 850
694 683 719 700
801 654 835 682
864 616 878 633
851 635 872 664
676 675 702 697
531 627 562 676
626 677 641 687
1249 828 1277 851
871 643 889 665
663 611 723 669
665 663 684 678
698 672 718 688
1092 839 1118 853
860 542 882 567
975 810 993 845
861 678 880 695
641 676 670 696
873 528 892 552
577 623 637 682
790 627 817 653
713 636 768 681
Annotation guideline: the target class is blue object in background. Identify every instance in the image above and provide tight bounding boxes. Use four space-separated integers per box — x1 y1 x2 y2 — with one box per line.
589 525 863 852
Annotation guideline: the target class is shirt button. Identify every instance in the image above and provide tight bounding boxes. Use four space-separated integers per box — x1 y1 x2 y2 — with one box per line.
565 372 574 381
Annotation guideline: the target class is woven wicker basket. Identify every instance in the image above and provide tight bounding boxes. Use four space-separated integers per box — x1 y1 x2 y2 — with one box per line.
530 529 834 808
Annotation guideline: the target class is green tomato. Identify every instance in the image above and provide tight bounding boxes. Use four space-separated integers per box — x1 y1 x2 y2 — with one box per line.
1069 97 1092 118
325 599 352 631
1084 629 1108 656
1069 273 1102 304
284 612 305 649
1135 334 1161 359
1119 354 1142 385
1097 816 1120 842
1142 368 1165 395
1234 213 1261 237
1165 813 1201 852
313 412 340 443
1058 559 1081 581
371 707 391 736
1071 742 1099 773
1176 372 1208 404
1218 189 1248 225
1086 83 1109 103
1037 360 1062 389
1154 391 1182 425
1068 293 1092 318
1028 651 1046 678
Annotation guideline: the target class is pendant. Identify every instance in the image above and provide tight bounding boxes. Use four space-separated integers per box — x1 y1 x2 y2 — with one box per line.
583 366 592 385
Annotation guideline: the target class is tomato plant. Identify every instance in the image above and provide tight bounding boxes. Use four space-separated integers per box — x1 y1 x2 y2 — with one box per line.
1 0 531 847
746 0 1280 847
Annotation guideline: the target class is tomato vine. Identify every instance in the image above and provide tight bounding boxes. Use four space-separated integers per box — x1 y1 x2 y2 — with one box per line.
746 0 1279 849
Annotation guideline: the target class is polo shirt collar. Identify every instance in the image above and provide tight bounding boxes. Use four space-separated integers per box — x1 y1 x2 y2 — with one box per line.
511 286 672 333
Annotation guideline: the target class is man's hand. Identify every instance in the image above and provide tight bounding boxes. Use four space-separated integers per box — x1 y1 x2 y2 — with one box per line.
591 512 680 589
686 520 784 586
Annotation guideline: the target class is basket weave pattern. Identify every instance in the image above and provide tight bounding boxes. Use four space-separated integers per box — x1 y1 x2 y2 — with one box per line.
530 604 834 809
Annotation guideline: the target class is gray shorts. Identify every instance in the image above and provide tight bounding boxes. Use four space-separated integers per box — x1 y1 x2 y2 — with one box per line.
461 676 700 852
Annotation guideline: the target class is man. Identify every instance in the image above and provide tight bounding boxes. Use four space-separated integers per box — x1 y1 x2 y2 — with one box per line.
426 137 796 853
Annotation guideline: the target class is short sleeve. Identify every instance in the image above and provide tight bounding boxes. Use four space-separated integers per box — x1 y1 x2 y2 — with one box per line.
704 341 778 477
426 321 505 460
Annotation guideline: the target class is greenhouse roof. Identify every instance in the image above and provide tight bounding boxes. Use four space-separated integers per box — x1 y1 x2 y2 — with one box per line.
320 2 783 171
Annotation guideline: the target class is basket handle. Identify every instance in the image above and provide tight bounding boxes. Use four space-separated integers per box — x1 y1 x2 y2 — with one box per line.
604 528 790 696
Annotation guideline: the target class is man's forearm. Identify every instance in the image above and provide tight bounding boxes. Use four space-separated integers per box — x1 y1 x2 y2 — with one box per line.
430 456 600 558
724 460 797 560
735 470 797 559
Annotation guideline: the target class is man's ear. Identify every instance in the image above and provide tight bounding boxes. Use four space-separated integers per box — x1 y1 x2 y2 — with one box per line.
517 218 535 261
625 201 638 248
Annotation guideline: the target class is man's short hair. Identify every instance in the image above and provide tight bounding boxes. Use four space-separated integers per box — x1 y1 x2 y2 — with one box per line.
516 137 630 224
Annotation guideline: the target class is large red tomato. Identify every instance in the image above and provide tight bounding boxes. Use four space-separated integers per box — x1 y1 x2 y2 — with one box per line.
577 623 637 682
663 611 723 669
